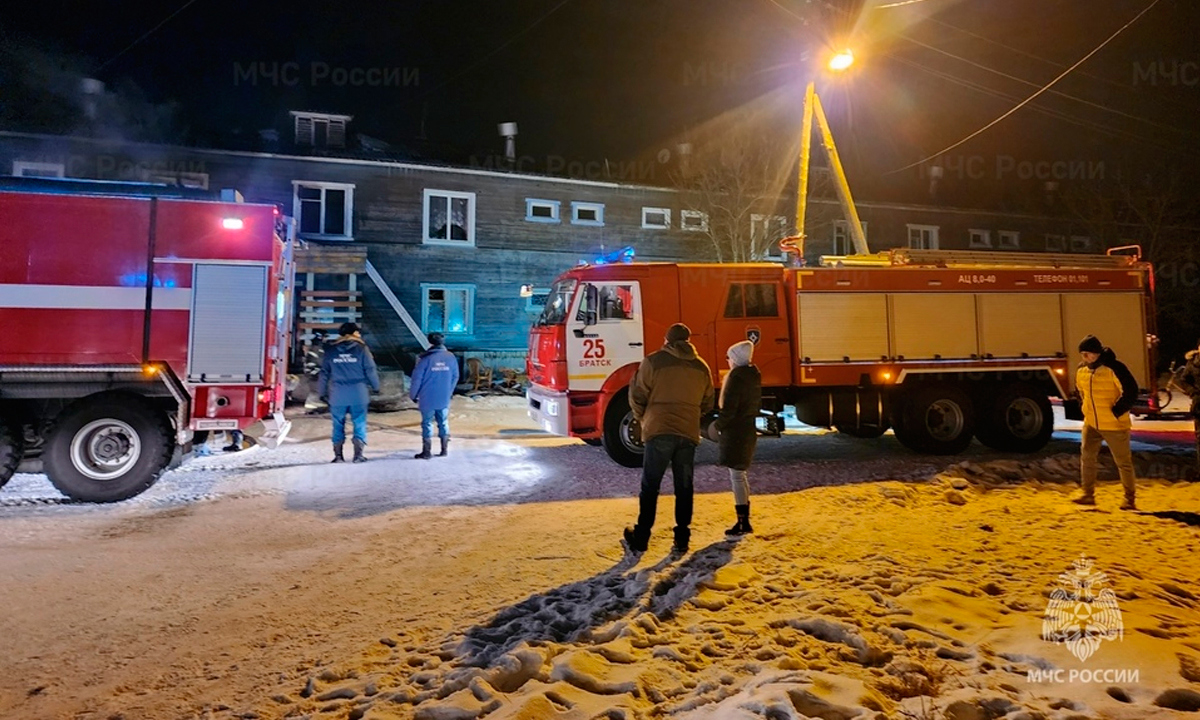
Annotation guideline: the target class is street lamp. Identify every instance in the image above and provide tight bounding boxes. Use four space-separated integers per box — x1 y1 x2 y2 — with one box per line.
783 50 870 262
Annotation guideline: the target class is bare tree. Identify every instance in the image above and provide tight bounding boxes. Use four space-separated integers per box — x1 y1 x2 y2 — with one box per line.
673 128 795 263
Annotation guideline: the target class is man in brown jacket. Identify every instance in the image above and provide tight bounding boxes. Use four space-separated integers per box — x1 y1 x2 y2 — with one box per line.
622 323 715 555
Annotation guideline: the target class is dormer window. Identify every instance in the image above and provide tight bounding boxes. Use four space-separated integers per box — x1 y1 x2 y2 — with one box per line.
290 111 352 149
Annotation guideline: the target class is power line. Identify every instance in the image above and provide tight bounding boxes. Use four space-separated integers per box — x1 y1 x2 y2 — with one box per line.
96 0 201 73
884 0 1164 174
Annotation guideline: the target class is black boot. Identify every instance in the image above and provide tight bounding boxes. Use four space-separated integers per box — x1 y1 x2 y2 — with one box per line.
437 437 449 457
672 526 690 554
622 526 648 555
726 504 753 536
331 443 345 463
352 438 367 463
414 439 432 460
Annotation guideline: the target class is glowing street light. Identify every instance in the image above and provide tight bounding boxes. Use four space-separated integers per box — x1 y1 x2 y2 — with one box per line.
828 50 855 72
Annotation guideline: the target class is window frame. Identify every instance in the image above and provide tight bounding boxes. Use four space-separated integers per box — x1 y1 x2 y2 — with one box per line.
998 230 1020 250
968 229 992 249
1069 235 1092 253
525 199 561 223
420 282 476 336
291 111 351 148
13 161 65 178
524 287 552 313
423 189 477 246
1045 234 1066 252
906 224 940 250
570 201 605 227
292 180 355 240
751 213 789 260
680 209 709 232
832 220 868 256
641 207 671 229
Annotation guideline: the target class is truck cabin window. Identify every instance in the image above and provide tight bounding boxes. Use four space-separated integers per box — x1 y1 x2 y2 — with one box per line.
724 283 779 318
574 284 634 326
535 279 577 326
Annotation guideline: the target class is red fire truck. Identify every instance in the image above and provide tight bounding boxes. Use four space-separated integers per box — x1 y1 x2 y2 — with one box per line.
526 248 1156 467
0 177 294 502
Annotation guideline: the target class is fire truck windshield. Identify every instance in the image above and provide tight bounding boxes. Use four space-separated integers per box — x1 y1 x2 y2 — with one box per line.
535 279 577 326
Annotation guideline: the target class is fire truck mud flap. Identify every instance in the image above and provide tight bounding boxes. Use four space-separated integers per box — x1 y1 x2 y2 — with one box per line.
42 395 173 503
256 412 292 450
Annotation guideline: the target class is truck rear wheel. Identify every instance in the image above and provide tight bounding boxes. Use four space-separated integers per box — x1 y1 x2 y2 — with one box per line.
43 396 173 503
975 383 1053 452
0 420 24 489
893 385 975 455
602 392 644 468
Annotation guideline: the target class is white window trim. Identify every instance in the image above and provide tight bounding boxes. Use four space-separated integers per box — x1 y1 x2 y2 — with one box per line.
968 229 992 249
641 207 671 229
906 224 940 250
423 189 477 246
998 230 1020 250
681 209 709 232
420 283 476 335
1069 235 1092 253
570 201 605 227
524 287 551 313
831 220 868 256
13 161 65 178
525 199 560 223
1045 234 1066 252
292 180 355 240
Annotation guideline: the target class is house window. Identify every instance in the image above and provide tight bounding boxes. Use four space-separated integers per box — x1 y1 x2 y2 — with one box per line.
422 284 474 335
907 224 939 250
292 181 354 239
13 161 65 178
524 287 551 313
751 214 789 259
832 220 868 255
291 111 351 149
151 171 210 190
724 283 780 318
525 199 560 223
1070 235 1092 253
681 210 709 232
641 207 671 229
998 231 1020 250
1045 234 1066 252
424 189 476 245
571 201 605 226
968 229 992 249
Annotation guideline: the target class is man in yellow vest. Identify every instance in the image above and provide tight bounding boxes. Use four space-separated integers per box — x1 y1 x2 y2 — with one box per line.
1074 335 1140 510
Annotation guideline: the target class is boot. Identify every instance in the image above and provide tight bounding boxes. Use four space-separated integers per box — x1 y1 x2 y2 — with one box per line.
622 526 647 555
414 439 432 460
1071 494 1096 506
726 504 753 536
352 438 367 463
437 437 449 457
331 443 344 463
672 526 690 555
1120 493 1137 511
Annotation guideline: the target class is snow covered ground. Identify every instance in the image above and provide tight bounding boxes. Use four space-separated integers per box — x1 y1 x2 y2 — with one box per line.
1 395 1199 719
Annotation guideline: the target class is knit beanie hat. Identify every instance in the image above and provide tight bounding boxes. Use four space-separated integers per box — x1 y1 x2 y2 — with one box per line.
666 323 691 343
727 340 754 367
1078 335 1103 353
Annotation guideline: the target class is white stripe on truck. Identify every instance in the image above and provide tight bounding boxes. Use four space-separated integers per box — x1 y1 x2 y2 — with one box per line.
0 284 192 310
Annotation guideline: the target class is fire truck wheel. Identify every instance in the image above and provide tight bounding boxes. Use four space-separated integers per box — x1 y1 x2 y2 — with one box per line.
602 393 644 468
43 396 173 503
976 384 1054 453
0 420 24 489
893 385 975 455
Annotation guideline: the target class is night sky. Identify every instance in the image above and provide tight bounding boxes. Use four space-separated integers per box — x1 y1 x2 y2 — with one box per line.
2 0 1199 188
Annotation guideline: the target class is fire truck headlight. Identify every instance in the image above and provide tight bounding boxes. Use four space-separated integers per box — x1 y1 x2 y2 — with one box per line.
222 217 245 230
545 400 559 417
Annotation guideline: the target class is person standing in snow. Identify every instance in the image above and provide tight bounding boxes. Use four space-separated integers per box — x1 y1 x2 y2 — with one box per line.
1173 338 1200 476
714 340 761 536
318 322 381 463
623 323 715 555
409 332 460 459
1073 334 1139 510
